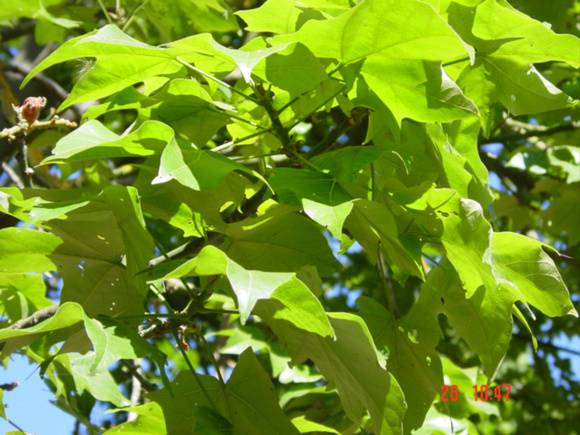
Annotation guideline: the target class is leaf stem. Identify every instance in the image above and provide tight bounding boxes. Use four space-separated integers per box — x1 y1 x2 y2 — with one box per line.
177 57 259 104
377 244 400 318
442 56 470 67
171 329 218 411
210 107 268 132
122 0 150 31
286 84 346 131
198 334 226 385
486 121 578 144
97 0 114 24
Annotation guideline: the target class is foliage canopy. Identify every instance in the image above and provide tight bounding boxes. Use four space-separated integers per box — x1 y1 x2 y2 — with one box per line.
0 0 578 433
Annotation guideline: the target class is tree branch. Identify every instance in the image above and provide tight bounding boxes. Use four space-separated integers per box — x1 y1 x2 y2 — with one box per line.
0 116 77 140
485 121 578 144
6 63 69 102
480 151 535 191
6 305 58 330
0 21 35 43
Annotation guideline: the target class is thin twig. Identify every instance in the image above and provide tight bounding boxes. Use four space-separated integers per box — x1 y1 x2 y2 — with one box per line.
0 20 35 42
16 135 32 187
442 56 470 67
377 245 400 319
122 0 150 31
121 360 156 392
1 161 24 188
97 0 114 24
6 418 28 434
0 117 77 140
256 83 291 149
286 84 346 132
198 334 226 385
278 63 344 114
171 329 218 411
177 57 259 104
486 121 578 144
6 305 58 330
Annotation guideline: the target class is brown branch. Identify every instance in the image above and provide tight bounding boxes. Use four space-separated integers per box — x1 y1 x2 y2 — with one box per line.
148 233 225 268
7 305 58 330
0 116 77 140
1 161 24 188
480 151 535 191
484 121 579 144
545 248 580 269
515 333 580 357
0 20 35 43
5 63 70 103
255 83 292 150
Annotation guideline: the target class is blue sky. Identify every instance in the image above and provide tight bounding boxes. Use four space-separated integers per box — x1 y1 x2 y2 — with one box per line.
0 355 75 434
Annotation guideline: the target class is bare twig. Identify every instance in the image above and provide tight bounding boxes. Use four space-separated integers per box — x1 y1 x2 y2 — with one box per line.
0 116 77 140
6 305 58 330
485 121 578 144
171 329 218 411
0 21 35 42
127 359 144 421
1 161 24 188
122 0 151 31
6 63 70 103
177 57 259 104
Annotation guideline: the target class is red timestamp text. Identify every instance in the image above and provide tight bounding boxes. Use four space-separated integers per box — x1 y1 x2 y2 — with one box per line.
439 384 512 402
473 384 511 401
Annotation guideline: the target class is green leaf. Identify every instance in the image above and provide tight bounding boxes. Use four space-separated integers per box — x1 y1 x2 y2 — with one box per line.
153 139 257 191
0 389 5 419
414 264 514 376
447 2 576 115
472 0 580 68
484 58 572 115
0 274 51 321
0 227 61 274
148 374 228 434
260 309 407 434
209 39 290 84
437 357 499 418
491 232 577 318
49 186 153 316
413 188 495 298
359 297 442 431
225 205 339 275
0 302 84 357
105 403 167 434
548 146 580 183
55 352 130 407
362 59 478 125
291 416 339 434
270 168 351 205
226 349 300 435
146 79 229 145
83 315 168 376
285 0 469 64
159 245 333 336
42 120 173 164
346 200 423 279
262 44 329 96
427 123 492 206
0 302 83 342
0 0 66 20
302 199 354 240
236 0 302 34
23 25 183 110
310 146 383 183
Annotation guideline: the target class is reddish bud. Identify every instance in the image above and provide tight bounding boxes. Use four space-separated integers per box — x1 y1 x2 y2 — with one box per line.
21 96 47 126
